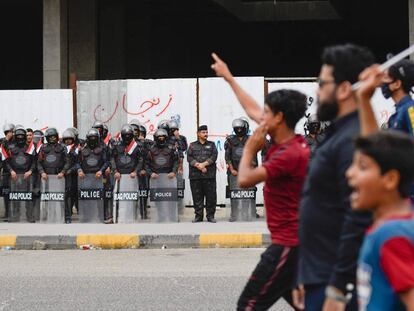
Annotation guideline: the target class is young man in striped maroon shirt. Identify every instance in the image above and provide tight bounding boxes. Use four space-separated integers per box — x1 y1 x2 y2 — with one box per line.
212 53 309 310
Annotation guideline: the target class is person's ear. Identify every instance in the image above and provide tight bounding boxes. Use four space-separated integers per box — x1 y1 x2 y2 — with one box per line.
382 169 401 192
275 111 284 125
336 81 353 101
391 79 402 92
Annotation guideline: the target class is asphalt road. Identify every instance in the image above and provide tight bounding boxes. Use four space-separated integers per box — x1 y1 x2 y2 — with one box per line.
0 248 293 311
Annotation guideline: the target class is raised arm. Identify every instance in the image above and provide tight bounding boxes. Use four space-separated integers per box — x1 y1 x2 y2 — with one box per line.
211 53 263 124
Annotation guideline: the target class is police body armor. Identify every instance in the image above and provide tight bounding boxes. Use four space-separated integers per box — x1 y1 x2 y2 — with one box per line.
149 145 175 174
80 145 104 173
41 143 66 174
112 143 139 174
8 144 32 173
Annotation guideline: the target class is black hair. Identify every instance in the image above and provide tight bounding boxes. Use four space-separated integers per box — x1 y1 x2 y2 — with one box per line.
388 59 414 94
322 43 375 84
26 128 33 133
355 131 414 198
265 89 307 130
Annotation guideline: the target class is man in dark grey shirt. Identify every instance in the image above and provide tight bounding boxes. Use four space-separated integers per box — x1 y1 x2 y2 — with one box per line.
294 44 375 311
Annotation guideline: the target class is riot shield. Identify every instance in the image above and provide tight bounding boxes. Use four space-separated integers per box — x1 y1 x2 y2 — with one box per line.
32 173 41 221
39 175 65 223
113 175 138 223
149 173 178 223
177 174 185 215
78 174 104 223
138 175 149 220
228 174 256 221
9 174 33 222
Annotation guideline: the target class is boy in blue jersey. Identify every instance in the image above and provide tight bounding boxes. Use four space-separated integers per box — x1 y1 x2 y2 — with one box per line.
346 131 414 311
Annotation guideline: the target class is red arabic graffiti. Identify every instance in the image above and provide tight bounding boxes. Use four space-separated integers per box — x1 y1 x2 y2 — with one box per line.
93 94 173 134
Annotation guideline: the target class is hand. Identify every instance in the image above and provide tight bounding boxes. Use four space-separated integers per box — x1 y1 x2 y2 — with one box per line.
231 169 238 176
292 285 305 310
167 172 176 179
211 53 234 82
41 172 48 180
201 167 207 173
114 172 121 180
356 64 384 101
322 297 346 311
95 171 102 179
245 125 267 153
11 170 18 181
57 172 64 179
105 167 111 177
78 170 85 179
151 173 159 179
23 170 32 180
140 170 146 177
130 171 137 179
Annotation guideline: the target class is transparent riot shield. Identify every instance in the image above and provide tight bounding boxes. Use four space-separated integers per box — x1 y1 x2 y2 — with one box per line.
9 174 33 222
39 175 65 223
32 173 41 221
113 175 138 223
177 174 185 215
78 174 104 223
228 174 256 221
150 173 178 223
138 175 150 220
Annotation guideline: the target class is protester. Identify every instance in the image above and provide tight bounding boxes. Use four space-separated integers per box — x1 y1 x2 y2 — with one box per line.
211 53 309 310
284 45 376 311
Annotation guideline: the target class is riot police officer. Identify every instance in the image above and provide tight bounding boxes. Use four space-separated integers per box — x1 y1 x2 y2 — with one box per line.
1 123 15 219
187 125 218 223
225 118 257 176
225 118 258 221
77 128 109 180
304 114 324 159
37 128 71 182
146 129 178 178
5 127 36 221
168 120 188 154
62 129 79 223
111 125 144 221
137 125 153 219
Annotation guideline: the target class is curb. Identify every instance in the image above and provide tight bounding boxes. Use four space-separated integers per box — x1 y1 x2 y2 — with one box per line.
0 233 271 250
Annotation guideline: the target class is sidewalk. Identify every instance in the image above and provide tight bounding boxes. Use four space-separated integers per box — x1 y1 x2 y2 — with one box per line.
0 207 270 250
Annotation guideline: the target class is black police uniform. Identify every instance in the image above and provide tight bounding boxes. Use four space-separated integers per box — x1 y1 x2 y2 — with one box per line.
187 139 218 221
5 141 36 221
0 138 14 218
138 138 154 218
304 133 325 159
65 144 79 223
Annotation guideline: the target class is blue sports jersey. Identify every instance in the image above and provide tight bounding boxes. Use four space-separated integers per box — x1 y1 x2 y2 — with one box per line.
358 215 414 311
388 95 414 135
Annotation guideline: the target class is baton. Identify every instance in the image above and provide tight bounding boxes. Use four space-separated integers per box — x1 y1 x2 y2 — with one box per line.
352 44 414 91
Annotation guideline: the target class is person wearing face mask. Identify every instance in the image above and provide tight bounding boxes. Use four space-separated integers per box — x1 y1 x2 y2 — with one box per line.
5 127 36 222
381 59 414 135
304 114 324 159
